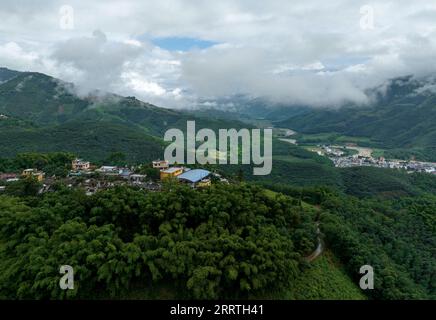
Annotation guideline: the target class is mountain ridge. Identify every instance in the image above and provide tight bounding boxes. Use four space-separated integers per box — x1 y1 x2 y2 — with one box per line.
0 68 249 162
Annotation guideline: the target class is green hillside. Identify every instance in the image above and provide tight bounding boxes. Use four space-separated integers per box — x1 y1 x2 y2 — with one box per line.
0 72 89 124
0 119 166 163
0 183 318 299
288 251 366 300
0 69 248 162
320 191 436 299
0 68 20 83
276 76 436 161
0 68 434 300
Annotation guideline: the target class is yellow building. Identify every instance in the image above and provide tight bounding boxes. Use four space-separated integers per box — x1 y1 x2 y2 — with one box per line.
197 179 211 188
160 167 183 180
22 169 45 182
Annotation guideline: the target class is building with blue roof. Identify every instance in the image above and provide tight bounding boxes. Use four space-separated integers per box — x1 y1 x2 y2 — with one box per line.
177 169 211 187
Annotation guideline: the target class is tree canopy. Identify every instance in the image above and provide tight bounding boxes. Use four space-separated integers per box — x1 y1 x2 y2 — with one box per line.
0 183 317 299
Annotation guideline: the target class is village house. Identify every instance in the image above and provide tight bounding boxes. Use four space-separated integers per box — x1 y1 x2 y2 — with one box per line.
160 167 184 180
129 174 147 184
177 169 211 188
0 173 17 181
96 166 119 175
118 168 133 179
152 160 170 170
22 169 45 182
72 159 91 171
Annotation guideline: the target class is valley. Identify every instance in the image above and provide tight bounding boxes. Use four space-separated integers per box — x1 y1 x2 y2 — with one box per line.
0 67 434 301
1 0 436 308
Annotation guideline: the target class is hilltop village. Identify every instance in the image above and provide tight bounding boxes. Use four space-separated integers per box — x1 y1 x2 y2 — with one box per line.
0 158 229 195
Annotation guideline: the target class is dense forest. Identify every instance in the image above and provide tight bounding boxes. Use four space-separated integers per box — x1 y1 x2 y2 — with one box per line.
0 152 75 177
260 184 436 300
0 174 434 299
0 183 320 299
321 193 435 299
0 70 248 162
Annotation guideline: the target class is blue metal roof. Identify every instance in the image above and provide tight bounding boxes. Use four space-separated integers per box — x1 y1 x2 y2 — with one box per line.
177 169 211 183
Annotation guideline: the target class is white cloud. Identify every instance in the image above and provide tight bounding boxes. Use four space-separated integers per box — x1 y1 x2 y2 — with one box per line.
122 71 166 96
0 0 436 108
0 42 40 70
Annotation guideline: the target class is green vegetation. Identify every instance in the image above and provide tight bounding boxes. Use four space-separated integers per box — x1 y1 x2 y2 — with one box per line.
219 139 436 200
3 177 42 197
1 69 435 300
0 67 20 82
371 148 385 158
0 146 434 300
219 139 343 188
320 192 435 299
383 148 436 163
339 167 436 198
295 132 375 146
0 183 319 299
288 251 366 300
0 119 167 163
0 152 74 176
0 71 248 163
223 136 436 198
277 76 436 161
262 183 436 299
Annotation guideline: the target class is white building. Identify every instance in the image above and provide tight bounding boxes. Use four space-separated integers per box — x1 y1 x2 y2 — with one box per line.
72 159 91 171
96 166 118 174
152 160 169 170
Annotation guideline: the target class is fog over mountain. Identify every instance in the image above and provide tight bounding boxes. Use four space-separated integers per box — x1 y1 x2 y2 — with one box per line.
1 0 436 108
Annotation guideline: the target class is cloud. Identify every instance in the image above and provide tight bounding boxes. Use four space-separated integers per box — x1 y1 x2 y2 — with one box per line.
0 42 40 71
0 0 436 108
50 30 143 95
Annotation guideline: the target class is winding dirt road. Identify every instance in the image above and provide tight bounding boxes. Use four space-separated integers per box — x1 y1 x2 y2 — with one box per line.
305 223 324 263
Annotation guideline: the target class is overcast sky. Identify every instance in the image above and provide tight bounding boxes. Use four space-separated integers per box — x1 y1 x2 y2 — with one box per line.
1 0 436 108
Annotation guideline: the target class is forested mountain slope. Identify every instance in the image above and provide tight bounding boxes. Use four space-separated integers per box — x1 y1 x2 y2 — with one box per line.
277 76 436 160
0 68 246 162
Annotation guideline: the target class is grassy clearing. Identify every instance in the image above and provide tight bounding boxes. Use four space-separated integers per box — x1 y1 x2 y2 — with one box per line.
287 251 367 300
296 132 375 146
371 148 385 158
273 155 305 163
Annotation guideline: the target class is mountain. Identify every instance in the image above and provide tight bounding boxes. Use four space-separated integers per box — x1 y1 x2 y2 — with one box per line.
276 76 436 161
0 69 247 162
192 95 311 124
1 69 435 301
199 76 436 161
0 67 20 83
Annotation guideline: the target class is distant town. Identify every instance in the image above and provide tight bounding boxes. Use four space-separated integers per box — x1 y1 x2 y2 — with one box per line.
316 144 436 174
274 127 436 175
0 158 229 195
